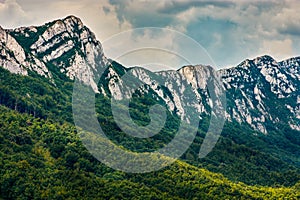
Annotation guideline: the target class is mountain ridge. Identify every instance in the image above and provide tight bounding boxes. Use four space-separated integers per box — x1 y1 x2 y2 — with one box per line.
0 15 299 134
0 16 300 194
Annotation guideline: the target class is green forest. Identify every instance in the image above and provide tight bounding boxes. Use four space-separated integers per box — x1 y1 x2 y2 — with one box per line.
0 65 300 199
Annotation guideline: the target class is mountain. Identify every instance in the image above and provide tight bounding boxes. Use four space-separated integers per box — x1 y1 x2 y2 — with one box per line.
113 56 300 134
1 16 299 135
2 15 108 92
0 16 300 199
220 55 299 133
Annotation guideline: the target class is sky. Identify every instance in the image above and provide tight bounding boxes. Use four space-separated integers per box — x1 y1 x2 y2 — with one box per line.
0 0 300 70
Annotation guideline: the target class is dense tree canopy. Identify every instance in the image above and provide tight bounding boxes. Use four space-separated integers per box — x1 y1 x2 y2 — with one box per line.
0 66 299 199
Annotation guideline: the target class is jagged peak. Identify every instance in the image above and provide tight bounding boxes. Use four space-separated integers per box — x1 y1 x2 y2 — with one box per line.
232 55 277 70
46 15 84 32
27 15 99 53
252 55 276 65
279 56 300 63
255 55 275 61
62 15 84 27
49 15 98 42
63 15 82 22
178 64 214 72
8 15 85 40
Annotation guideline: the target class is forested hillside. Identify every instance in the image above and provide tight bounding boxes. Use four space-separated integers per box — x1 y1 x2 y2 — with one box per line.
1 106 299 199
0 65 299 199
0 15 299 199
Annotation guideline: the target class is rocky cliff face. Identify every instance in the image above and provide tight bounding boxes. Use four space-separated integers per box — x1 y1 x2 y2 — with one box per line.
6 15 108 92
0 25 51 78
0 16 299 134
219 55 300 133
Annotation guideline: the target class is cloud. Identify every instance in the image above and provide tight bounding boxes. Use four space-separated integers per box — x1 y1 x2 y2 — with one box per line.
103 27 215 71
280 24 300 36
0 0 299 69
158 0 234 14
0 0 215 69
0 0 132 40
0 0 31 28
108 0 173 28
275 1 300 36
107 0 300 67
